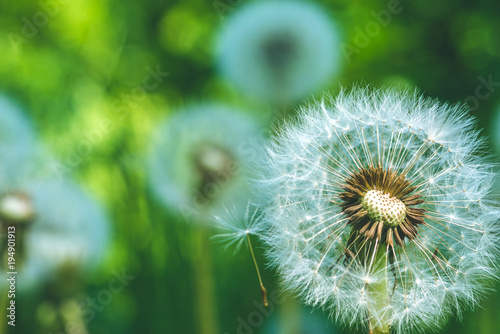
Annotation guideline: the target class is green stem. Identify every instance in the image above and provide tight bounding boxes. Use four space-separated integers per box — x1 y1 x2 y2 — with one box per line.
367 243 391 334
193 229 219 334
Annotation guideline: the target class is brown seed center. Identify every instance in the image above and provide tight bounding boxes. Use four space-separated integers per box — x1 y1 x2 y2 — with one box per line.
339 167 426 247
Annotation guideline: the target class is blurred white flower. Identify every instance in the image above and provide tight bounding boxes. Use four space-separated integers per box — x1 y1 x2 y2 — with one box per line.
216 0 342 104
259 89 500 333
20 179 110 288
147 105 263 224
0 98 109 288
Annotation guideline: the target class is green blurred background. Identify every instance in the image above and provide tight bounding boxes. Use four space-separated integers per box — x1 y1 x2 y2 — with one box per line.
1 0 499 333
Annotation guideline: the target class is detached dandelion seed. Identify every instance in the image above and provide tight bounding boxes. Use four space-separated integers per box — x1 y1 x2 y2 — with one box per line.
260 89 500 333
214 203 268 307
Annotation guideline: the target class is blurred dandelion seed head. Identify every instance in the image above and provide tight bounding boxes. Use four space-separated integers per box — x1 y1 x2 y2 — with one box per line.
259 88 500 333
0 192 35 224
216 0 341 104
22 179 110 288
0 101 110 289
148 105 262 224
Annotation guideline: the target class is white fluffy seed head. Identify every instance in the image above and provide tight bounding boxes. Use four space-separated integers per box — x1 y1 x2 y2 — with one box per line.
147 105 263 225
20 179 110 289
0 98 109 290
216 0 342 104
258 88 500 333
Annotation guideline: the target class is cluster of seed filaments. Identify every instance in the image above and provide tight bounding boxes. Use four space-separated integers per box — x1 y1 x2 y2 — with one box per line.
340 167 425 247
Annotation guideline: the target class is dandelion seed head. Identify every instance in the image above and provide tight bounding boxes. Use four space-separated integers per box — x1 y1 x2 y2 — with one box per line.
0 100 109 289
0 170 110 290
259 88 500 333
216 0 341 104
148 105 261 224
20 179 110 289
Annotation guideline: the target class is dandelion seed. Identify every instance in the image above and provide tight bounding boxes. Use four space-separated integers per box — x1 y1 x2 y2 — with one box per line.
259 89 500 333
147 105 262 224
214 202 268 306
213 202 263 252
216 1 342 104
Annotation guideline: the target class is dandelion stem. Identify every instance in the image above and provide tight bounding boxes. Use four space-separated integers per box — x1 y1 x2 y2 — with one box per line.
193 229 219 334
367 244 391 334
246 233 268 307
